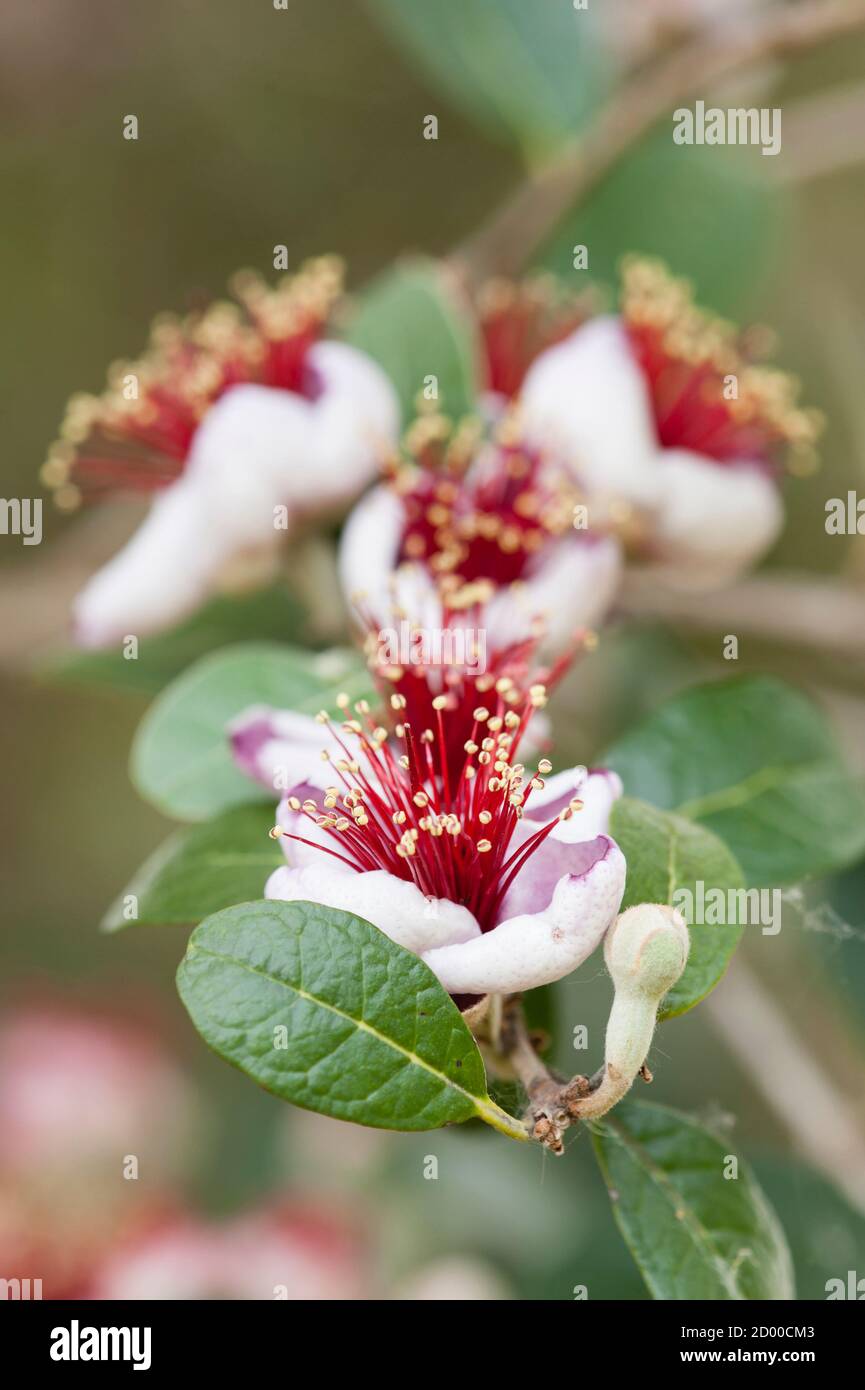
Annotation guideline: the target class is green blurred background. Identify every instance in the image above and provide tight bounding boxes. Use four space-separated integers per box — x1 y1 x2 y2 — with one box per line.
2 0 865 1298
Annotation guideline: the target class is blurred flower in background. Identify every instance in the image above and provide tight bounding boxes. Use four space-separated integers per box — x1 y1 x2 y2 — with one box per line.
521 257 822 587
90 1206 368 1301
45 258 399 648
0 1005 196 1297
0 1005 516 1299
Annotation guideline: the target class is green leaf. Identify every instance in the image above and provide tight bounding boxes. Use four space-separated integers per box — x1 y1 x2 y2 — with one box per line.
345 259 480 420
541 137 783 316
611 797 744 1019
43 583 307 697
368 0 612 159
102 804 283 932
592 1100 794 1301
176 899 526 1137
131 642 372 822
606 676 865 887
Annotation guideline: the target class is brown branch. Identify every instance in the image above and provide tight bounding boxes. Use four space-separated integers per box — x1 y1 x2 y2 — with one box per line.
498 996 597 1154
776 80 865 184
618 569 865 663
453 0 865 288
706 958 865 1214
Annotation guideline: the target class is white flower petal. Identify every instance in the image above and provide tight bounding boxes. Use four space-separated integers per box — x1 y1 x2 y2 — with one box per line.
501 766 623 920
337 484 404 617
483 536 622 653
300 341 400 509
652 448 783 586
265 861 481 953
521 316 661 510
338 483 441 632
422 836 626 994
186 382 313 539
72 478 220 646
74 384 310 646
525 765 623 831
229 707 325 793
73 346 399 648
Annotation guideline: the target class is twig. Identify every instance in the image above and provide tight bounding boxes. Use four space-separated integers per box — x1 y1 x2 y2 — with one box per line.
499 995 595 1154
776 80 865 184
453 0 865 288
618 569 865 663
705 957 865 1214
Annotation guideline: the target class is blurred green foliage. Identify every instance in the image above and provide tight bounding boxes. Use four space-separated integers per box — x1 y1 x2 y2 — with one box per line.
3 0 865 1299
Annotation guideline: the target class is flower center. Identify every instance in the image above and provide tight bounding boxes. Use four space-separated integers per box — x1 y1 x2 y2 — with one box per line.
392 415 578 598
271 681 582 933
42 257 343 510
478 276 595 400
621 256 821 472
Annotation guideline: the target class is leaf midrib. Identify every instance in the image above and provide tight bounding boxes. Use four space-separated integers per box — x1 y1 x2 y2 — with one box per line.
186 941 514 1132
141 662 370 804
674 761 824 821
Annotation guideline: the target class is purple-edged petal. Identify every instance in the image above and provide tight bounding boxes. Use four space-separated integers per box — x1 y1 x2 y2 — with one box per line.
500 767 623 919
265 861 480 954
229 706 325 793
421 836 626 994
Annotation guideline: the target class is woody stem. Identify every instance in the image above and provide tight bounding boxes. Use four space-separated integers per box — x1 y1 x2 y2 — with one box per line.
498 995 595 1154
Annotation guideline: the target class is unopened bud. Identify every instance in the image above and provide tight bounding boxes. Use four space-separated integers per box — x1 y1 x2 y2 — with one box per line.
604 903 689 999
574 904 689 1121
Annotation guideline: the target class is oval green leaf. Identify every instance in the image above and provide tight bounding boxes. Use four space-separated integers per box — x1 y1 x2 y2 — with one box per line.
606 676 865 887
541 137 782 315
592 1100 794 1301
176 899 526 1137
131 642 371 822
611 796 744 1019
102 804 283 932
345 258 480 420
368 0 612 158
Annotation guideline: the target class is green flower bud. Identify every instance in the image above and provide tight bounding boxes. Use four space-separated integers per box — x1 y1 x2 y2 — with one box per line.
573 904 689 1120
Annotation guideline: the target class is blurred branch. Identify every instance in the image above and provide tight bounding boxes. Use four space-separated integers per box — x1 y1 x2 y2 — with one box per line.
0 501 142 668
777 81 865 184
618 569 865 666
706 957 865 1214
453 0 865 287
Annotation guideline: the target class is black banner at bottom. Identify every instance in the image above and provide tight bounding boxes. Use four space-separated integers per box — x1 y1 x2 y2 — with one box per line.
0 1297 859 1373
